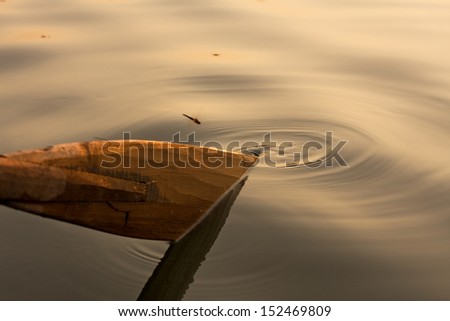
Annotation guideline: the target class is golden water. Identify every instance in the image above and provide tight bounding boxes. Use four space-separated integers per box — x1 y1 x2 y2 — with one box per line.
0 0 449 299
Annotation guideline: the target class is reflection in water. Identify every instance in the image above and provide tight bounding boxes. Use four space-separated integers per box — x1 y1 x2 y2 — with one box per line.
0 0 450 300
138 179 246 300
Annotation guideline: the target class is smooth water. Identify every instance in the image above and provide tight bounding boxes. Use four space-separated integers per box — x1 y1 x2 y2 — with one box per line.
1 0 449 300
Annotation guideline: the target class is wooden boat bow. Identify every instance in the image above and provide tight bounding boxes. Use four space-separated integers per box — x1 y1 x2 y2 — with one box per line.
0 140 258 242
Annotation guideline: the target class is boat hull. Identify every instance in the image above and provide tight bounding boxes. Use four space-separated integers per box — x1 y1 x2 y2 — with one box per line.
0 140 257 241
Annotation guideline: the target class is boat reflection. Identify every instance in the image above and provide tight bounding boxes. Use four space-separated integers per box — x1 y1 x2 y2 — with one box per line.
138 178 247 300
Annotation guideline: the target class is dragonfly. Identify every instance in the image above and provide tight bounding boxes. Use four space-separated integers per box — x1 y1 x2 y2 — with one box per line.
182 113 201 125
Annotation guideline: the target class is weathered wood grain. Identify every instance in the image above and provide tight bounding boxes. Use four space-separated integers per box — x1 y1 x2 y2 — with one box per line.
0 140 257 241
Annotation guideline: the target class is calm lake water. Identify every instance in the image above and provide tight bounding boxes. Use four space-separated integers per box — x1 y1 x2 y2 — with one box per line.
1 0 450 300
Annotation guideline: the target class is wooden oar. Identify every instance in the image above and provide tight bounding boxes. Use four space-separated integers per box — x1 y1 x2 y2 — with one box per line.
0 140 258 242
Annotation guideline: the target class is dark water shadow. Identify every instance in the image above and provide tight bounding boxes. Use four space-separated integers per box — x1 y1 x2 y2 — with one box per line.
168 74 285 95
137 178 246 300
0 47 50 73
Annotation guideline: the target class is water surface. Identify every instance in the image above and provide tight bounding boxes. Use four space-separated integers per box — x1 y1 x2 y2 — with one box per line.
0 0 449 300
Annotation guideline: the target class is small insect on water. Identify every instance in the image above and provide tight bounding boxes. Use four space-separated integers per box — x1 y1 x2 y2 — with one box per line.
182 113 201 125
